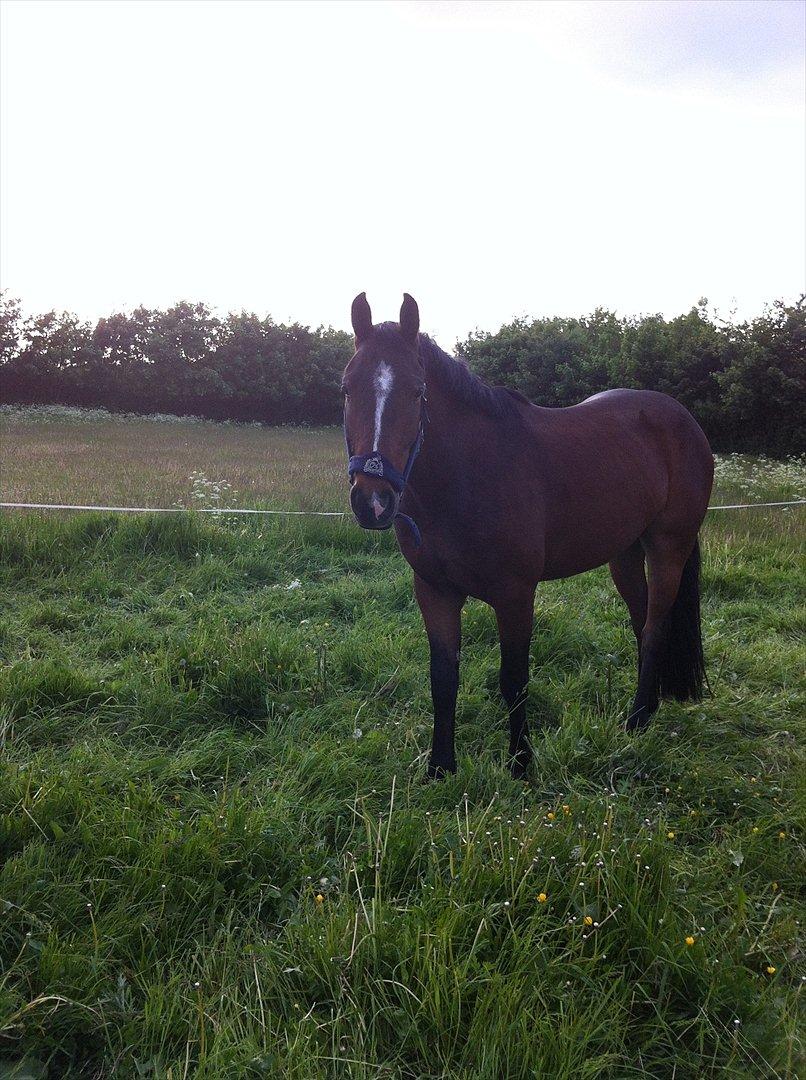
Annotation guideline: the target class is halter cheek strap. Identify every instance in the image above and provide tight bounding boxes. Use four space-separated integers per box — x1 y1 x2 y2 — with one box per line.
346 399 428 547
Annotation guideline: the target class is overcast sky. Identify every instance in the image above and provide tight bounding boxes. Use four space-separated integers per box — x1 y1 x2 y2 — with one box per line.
1 0 803 344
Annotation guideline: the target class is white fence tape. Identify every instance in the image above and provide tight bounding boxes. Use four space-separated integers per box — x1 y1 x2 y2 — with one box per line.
707 500 806 511
1 500 805 515
0 502 346 516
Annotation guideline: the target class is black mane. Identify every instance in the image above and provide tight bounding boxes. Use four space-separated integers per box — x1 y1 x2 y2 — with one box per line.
419 333 528 419
372 322 528 419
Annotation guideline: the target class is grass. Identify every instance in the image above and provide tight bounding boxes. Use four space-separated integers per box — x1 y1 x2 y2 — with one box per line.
0 406 346 512
0 408 803 1078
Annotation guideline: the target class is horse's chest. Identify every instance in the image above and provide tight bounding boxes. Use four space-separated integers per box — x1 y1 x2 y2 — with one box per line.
398 524 540 604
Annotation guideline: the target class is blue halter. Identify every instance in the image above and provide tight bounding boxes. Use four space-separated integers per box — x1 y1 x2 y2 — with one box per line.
346 397 428 547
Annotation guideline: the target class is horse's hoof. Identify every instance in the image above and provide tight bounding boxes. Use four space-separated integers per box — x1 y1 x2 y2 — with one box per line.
625 705 652 732
425 760 456 782
508 754 531 780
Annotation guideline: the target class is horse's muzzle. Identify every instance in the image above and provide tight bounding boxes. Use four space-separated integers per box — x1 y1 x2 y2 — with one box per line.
350 481 399 530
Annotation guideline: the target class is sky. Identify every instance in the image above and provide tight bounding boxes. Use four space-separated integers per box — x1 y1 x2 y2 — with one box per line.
1 0 804 345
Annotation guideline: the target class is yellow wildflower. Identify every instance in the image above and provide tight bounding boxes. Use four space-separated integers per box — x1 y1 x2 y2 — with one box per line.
583 915 593 926
315 893 324 904
537 893 547 903
547 812 556 821
766 965 776 975
667 831 675 839
685 936 695 946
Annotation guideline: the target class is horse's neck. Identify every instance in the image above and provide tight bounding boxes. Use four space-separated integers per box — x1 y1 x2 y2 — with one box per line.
413 375 494 492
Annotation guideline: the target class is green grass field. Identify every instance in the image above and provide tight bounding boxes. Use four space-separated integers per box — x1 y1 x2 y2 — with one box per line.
0 408 804 1078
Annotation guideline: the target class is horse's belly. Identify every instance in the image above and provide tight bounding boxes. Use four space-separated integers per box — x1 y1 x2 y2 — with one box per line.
540 498 658 580
541 536 639 580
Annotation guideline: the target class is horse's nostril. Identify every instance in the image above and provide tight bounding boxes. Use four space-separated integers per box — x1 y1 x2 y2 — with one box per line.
350 482 397 530
370 490 391 519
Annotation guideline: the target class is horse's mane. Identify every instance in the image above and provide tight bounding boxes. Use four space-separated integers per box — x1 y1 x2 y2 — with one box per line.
373 322 528 420
419 333 530 419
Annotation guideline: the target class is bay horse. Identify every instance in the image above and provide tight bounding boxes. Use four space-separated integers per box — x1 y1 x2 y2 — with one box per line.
343 294 713 779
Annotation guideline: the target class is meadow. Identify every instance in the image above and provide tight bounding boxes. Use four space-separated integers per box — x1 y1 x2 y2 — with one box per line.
0 407 804 1079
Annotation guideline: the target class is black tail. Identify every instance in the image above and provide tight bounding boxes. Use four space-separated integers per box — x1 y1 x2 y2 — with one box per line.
658 539 705 702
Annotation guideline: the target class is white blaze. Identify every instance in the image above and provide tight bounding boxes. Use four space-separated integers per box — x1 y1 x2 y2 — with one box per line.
372 362 393 452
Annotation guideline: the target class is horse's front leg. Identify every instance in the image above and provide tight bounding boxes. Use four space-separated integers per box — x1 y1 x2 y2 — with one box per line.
414 574 465 779
494 593 535 779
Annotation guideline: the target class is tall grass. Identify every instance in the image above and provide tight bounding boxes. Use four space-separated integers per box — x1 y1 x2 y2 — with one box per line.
1 407 345 512
0 412 803 1077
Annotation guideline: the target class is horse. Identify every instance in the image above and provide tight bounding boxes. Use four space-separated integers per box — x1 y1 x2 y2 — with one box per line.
343 293 714 779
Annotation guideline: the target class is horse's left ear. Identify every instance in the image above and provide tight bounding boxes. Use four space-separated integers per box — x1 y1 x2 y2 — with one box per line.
400 293 420 346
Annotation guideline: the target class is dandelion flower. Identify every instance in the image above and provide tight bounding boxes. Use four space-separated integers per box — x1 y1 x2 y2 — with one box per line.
667 831 675 839
766 965 776 975
778 831 786 839
537 893 547 903
771 882 779 890
584 915 593 926
547 812 556 821
315 893 324 904
562 804 570 813
685 936 695 946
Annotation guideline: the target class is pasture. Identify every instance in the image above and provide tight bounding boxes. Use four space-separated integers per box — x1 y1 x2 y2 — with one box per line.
0 407 804 1078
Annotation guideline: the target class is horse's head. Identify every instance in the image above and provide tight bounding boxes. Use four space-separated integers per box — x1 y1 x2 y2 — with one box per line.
343 293 426 531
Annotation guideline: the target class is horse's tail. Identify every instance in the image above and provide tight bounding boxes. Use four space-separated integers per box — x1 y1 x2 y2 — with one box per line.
658 538 705 702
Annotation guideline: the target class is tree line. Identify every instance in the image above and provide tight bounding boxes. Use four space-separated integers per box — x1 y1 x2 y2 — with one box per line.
1 293 803 454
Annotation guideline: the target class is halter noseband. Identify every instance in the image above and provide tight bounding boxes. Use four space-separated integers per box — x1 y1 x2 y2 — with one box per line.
346 394 428 547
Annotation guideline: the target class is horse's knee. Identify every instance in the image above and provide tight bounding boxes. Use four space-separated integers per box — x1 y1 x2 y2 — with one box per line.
640 612 670 654
429 639 459 709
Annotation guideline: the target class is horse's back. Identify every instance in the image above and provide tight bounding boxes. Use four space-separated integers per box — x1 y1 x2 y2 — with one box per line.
554 388 712 473
576 387 703 428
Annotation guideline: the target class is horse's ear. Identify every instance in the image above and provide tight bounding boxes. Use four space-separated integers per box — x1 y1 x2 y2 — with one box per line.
351 292 373 345
400 293 419 346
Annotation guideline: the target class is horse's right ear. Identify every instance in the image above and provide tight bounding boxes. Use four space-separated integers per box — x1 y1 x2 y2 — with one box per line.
351 293 373 345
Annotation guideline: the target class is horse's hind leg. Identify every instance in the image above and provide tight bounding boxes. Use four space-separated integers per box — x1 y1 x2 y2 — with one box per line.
609 540 648 675
626 532 698 731
494 592 536 779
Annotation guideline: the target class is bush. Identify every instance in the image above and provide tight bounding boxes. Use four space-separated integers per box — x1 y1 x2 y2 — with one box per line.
0 295 353 426
460 297 804 455
1 292 803 454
